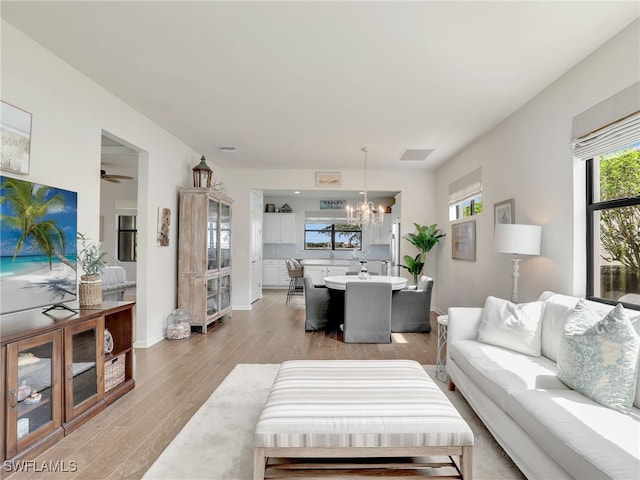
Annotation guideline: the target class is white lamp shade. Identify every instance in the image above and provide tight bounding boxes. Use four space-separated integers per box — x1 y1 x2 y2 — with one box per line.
494 224 542 255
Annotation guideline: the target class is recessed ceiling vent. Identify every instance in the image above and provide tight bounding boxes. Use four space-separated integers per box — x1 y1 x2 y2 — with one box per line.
399 149 434 161
218 146 238 153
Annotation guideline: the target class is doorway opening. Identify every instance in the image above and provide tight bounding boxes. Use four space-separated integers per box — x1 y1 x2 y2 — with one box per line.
100 132 140 332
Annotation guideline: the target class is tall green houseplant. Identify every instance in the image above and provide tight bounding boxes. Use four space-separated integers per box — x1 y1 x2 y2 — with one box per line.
400 223 445 284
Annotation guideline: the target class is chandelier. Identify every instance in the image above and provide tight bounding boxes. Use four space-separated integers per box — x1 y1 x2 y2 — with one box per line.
347 147 384 228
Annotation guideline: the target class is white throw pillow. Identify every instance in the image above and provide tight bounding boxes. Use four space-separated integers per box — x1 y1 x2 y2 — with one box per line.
557 300 640 413
477 296 545 357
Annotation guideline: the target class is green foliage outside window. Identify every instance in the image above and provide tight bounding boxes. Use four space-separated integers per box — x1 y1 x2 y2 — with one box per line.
598 148 640 275
463 200 483 217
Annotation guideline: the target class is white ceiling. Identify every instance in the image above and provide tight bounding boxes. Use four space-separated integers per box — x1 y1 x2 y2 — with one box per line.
3 1 638 172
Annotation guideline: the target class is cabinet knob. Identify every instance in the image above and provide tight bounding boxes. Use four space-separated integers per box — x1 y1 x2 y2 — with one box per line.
9 389 17 409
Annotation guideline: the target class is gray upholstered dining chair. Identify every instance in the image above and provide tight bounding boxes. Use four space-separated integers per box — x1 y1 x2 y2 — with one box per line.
303 275 330 331
343 282 392 343
391 275 434 333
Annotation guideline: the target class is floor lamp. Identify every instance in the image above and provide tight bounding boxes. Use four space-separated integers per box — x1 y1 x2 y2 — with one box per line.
494 224 542 303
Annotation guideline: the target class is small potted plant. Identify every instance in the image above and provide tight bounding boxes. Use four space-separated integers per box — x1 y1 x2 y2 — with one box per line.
77 233 109 306
401 223 445 284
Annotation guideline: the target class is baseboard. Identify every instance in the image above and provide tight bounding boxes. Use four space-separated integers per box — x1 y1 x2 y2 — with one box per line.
134 335 164 348
232 304 252 311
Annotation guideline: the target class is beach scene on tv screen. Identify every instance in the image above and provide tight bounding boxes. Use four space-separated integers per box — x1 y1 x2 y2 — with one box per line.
0 176 78 314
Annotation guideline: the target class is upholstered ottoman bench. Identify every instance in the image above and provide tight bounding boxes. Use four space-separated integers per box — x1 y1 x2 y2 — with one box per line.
254 359 474 479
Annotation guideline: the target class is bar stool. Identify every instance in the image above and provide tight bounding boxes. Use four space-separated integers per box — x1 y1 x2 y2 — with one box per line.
285 259 304 303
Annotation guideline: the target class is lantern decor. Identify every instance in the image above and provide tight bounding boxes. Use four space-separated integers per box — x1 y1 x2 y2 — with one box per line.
192 155 213 188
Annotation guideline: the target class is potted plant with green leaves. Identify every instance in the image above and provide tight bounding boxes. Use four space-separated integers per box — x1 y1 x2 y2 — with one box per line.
400 223 445 284
77 233 109 306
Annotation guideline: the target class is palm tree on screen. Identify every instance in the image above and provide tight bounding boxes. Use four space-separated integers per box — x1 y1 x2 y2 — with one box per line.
0 177 76 270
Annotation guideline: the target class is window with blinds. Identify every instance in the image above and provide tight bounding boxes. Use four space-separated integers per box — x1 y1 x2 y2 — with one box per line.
574 82 640 308
448 167 483 221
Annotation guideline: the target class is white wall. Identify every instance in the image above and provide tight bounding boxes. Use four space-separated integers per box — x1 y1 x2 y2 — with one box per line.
222 167 439 309
2 21 204 347
434 20 640 312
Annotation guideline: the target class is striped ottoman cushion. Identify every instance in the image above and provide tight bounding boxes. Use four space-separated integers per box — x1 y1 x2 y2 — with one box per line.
254 359 473 448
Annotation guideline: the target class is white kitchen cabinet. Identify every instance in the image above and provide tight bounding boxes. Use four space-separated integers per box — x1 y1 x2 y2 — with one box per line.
327 266 349 277
370 214 392 245
304 265 349 286
304 266 325 286
264 213 296 244
262 259 289 287
278 263 290 285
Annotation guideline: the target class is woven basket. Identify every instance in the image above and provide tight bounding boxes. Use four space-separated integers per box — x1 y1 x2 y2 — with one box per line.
105 353 126 392
79 274 102 306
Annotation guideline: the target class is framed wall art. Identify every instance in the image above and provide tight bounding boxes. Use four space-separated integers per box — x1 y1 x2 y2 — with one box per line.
452 220 476 261
315 171 341 188
494 198 515 224
1 101 32 175
320 199 346 210
157 207 171 246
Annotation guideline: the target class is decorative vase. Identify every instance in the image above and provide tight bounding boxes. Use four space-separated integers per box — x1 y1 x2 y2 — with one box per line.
79 274 102 306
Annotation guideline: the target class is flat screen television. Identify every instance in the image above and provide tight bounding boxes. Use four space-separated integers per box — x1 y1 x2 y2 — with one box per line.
0 175 78 314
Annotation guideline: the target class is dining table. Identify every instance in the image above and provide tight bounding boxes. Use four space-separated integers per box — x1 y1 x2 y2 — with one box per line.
322 275 408 330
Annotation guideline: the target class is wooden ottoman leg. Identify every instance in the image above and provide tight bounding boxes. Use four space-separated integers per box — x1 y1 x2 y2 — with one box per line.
253 447 266 480
461 445 473 479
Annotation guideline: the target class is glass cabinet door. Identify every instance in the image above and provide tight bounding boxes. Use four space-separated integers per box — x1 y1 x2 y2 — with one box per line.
219 274 231 311
208 198 219 270
6 331 62 458
206 277 219 316
220 203 231 269
64 318 104 423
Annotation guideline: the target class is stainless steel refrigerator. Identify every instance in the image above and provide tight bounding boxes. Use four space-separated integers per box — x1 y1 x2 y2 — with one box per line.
389 221 401 276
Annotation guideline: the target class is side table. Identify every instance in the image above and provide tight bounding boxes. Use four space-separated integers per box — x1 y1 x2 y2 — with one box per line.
436 315 448 383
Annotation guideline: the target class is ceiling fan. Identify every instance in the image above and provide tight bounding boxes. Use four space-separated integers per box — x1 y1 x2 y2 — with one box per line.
101 169 133 183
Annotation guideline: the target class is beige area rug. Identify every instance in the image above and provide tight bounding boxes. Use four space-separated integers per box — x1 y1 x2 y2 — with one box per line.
143 364 525 480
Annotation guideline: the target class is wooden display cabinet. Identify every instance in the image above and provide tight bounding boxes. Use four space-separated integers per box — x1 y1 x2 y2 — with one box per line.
63 317 105 433
178 188 233 333
1 301 135 462
5 330 63 461
103 307 135 404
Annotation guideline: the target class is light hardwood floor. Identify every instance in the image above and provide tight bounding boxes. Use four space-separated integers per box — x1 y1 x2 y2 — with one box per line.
6 290 440 480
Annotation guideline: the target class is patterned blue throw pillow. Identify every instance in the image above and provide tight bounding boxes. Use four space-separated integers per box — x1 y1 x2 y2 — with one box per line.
557 299 640 413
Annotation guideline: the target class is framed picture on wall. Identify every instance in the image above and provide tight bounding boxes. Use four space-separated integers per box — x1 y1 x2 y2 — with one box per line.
494 198 515 224
320 199 346 210
1 101 32 175
157 207 171 246
315 171 341 187
452 220 476 261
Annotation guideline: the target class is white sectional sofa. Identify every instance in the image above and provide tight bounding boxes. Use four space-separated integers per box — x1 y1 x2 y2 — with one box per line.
446 291 640 480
